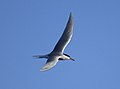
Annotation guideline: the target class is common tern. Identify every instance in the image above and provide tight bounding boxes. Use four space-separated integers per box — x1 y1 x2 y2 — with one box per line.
33 13 74 71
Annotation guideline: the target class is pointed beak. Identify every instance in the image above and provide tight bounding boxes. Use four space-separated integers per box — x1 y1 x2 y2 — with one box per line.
70 58 75 61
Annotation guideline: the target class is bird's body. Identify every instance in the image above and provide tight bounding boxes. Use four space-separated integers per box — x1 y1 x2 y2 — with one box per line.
33 13 74 71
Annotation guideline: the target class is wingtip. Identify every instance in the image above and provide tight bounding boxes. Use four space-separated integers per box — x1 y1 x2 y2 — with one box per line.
40 66 50 72
40 68 49 72
68 12 73 25
40 69 46 72
70 12 72 16
69 12 72 17
69 12 73 20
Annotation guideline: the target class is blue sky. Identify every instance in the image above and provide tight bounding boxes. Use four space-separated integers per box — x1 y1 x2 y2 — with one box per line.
0 0 120 89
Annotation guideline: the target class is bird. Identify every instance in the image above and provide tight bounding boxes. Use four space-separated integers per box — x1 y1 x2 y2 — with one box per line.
33 13 74 71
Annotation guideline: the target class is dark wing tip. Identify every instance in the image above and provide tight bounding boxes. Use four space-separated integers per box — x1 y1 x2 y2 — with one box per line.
69 12 73 18
68 12 74 26
70 12 72 17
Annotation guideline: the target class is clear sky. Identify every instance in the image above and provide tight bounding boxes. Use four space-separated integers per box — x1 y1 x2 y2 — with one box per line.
0 0 120 89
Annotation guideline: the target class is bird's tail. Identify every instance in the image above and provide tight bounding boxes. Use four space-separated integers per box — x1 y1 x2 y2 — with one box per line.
32 54 48 59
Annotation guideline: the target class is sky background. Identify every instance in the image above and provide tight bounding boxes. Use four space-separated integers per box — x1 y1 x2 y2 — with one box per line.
0 0 120 89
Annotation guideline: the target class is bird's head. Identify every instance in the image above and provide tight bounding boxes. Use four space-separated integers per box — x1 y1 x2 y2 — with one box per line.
64 53 75 61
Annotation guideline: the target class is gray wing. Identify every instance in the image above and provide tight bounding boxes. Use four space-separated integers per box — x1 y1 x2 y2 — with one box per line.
52 13 74 53
40 56 59 71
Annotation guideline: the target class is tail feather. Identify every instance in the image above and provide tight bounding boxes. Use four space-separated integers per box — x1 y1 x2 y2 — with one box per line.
33 54 48 58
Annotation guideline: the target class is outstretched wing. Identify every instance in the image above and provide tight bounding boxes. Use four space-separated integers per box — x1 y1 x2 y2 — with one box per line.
52 13 74 53
40 56 59 71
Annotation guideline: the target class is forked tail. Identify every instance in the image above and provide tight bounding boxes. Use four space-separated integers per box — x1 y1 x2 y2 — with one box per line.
33 54 48 58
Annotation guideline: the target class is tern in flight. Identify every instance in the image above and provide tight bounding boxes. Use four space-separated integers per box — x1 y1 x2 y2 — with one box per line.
33 13 74 71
